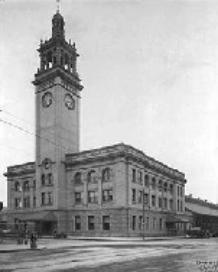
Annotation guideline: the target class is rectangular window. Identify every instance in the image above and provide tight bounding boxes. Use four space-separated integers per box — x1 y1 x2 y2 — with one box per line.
138 190 143 203
23 181 30 192
75 192 82 204
41 192 45 206
152 178 156 190
169 199 173 210
47 192 53 205
88 216 95 230
146 217 149 230
48 173 53 185
144 175 149 187
159 218 162 230
103 216 110 230
177 186 180 197
152 195 156 207
132 216 136 230
158 197 162 208
144 193 149 206
15 198 21 209
33 196 36 208
177 200 180 211
41 174 45 186
180 201 183 212
138 171 143 184
164 197 167 209
33 180 36 190
169 184 173 194
75 215 81 230
132 189 136 203
88 191 98 203
132 169 136 183
153 217 156 229
138 216 143 230
23 196 30 208
102 189 113 202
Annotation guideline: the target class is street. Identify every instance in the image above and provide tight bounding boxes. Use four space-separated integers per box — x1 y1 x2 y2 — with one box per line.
0 237 218 272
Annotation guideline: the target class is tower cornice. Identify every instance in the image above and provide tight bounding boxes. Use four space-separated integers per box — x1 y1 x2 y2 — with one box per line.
32 66 83 91
38 38 79 57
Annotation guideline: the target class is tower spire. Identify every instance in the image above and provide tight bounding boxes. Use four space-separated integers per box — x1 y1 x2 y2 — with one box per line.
56 0 60 13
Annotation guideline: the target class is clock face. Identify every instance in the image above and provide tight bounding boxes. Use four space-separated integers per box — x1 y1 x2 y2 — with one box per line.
64 93 75 110
42 92 53 108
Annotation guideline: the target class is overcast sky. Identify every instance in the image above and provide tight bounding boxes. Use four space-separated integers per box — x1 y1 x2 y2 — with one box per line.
0 0 218 205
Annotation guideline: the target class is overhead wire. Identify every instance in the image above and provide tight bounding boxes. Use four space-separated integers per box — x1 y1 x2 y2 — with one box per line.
0 118 69 153
0 107 75 149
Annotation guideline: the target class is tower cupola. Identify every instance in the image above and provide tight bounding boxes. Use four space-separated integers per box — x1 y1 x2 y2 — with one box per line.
52 11 65 40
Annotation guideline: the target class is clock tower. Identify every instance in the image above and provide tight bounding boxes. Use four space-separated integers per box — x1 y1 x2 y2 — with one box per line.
33 10 83 210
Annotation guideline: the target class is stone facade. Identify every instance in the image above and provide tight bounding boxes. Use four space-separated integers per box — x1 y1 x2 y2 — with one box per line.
3 10 188 237
5 143 187 236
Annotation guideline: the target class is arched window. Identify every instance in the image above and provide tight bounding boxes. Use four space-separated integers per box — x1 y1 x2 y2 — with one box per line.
163 182 168 192
152 177 156 189
48 173 53 185
74 172 82 185
102 168 111 183
41 174 45 186
15 181 20 192
158 180 162 191
87 170 97 184
23 180 30 191
144 175 149 187
33 180 36 190
169 184 173 194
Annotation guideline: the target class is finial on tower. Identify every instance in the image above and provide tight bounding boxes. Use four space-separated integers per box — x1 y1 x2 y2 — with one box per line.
52 0 65 40
56 0 60 13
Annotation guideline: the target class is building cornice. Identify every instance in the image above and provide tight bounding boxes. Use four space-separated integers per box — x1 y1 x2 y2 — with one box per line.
4 162 35 178
65 143 186 182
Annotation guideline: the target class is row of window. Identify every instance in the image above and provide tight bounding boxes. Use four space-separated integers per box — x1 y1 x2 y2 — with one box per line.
14 180 36 192
177 199 183 212
41 173 53 186
131 215 165 231
15 192 53 208
131 169 183 195
41 192 53 206
73 215 166 232
132 189 175 210
14 174 54 192
75 189 113 204
74 168 112 185
177 186 183 197
74 215 110 231
15 196 36 209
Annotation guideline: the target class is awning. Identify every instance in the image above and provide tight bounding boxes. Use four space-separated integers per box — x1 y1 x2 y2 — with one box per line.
15 212 57 222
166 214 190 223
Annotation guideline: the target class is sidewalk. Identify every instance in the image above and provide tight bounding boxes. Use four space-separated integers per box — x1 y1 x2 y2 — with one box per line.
0 235 186 253
66 235 186 241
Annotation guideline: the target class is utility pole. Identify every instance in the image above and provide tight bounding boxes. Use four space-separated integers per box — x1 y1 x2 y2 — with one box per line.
142 187 145 240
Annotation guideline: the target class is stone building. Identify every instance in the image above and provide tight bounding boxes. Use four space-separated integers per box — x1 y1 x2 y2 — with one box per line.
4 10 187 236
185 195 218 235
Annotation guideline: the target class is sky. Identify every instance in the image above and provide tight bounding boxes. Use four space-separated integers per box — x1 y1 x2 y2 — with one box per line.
0 0 218 206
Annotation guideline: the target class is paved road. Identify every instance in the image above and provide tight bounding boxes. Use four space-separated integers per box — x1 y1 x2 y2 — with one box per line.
61 238 218 272
1 238 218 272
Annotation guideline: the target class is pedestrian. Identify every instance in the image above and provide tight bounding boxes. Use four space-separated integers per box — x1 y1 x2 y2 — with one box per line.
24 229 29 245
30 232 37 249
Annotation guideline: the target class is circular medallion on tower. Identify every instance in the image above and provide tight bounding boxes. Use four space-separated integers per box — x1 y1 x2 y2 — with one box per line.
42 92 53 108
64 93 75 110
